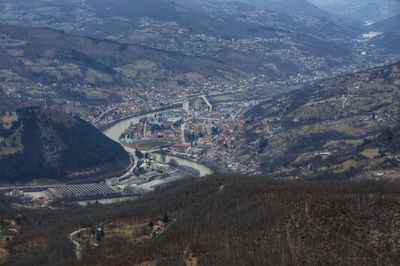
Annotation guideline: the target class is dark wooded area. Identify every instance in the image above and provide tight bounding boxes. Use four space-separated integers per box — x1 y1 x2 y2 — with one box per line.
2 176 400 265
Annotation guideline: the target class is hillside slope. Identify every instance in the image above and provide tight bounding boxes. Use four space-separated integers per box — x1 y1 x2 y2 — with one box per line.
372 14 400 33
235 62 400 179
2 176 400 265
0 23 249 106
0 107 129 183
1 0 385 114
0 24 244 84
0 21 369 113
0 0 369 78
1 0 354 40
311 0 400 22
369 33 400 54
0 89 30 111
242 0 333 18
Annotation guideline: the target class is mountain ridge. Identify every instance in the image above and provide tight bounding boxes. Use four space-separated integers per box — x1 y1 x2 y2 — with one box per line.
310 0 400 22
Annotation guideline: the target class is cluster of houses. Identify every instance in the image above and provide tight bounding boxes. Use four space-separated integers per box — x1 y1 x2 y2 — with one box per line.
138 214 175 242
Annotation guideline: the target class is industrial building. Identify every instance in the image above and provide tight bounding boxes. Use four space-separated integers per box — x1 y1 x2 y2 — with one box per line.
48 183 121 202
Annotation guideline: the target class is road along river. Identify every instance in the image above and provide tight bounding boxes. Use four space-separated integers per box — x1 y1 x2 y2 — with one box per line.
103 111 213 177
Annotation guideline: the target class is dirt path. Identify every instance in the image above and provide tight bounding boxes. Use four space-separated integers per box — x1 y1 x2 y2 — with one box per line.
69 228 86 260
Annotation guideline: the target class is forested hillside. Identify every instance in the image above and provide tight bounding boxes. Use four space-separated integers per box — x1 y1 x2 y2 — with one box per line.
0 107 129 183
1 176 400 265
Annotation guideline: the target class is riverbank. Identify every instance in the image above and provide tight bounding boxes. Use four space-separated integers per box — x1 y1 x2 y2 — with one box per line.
103 109 213 177
98 104 181 131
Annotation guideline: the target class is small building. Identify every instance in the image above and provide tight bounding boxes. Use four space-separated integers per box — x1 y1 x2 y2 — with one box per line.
106 178 120 186
151 162 170 171
172 144 191 153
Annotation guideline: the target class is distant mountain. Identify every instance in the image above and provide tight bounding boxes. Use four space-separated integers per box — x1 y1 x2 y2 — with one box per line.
0 0 364 59
368 15 400 55
310 0 400 22
0 21 363 104
85 0 252 39
189 0 333 18
85 0 181 21
372 14 400 33
0 24 249 104
0 0 355 41
242 0 333 18
1 0 287 40
369 33 400 54
236 61 400 179
0 0 387 113
86 0 257 37
0 107 130 183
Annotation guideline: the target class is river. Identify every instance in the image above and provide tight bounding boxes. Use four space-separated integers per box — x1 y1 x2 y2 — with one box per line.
103 111 213 177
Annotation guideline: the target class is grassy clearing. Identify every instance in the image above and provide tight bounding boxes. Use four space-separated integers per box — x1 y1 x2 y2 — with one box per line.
361 148 380 159
143 140 170 149
0 113 18 129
